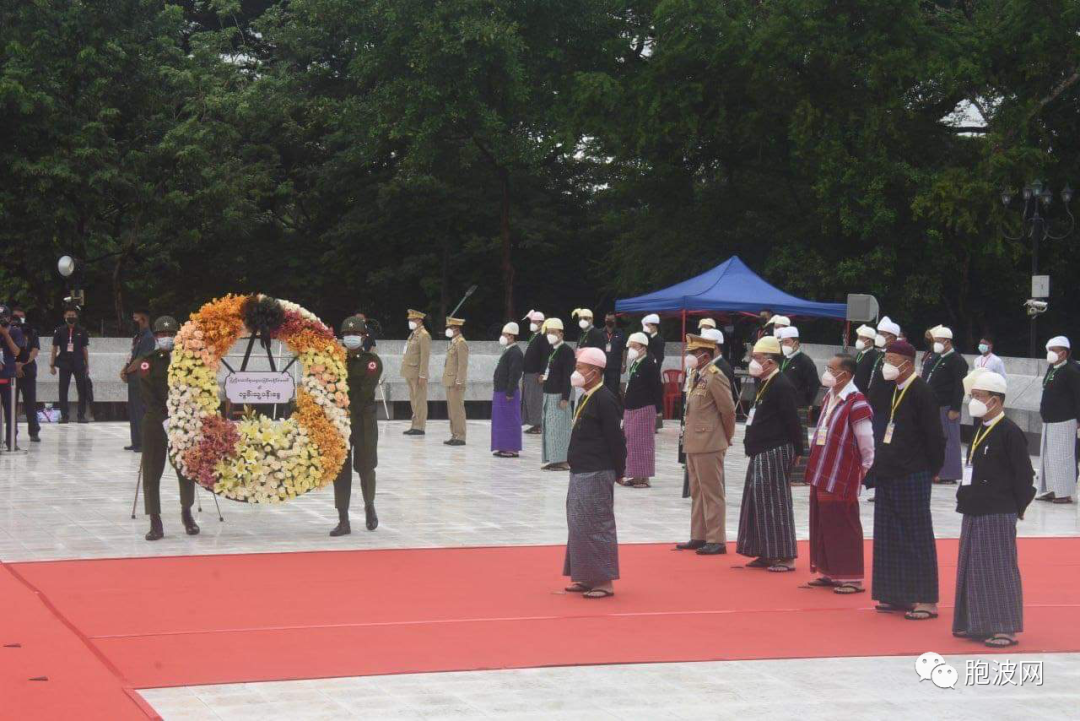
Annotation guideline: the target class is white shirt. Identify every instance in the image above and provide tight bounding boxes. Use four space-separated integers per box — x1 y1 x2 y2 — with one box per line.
975 352 1007 379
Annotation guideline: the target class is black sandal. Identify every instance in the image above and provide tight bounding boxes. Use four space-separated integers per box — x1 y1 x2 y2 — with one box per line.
807 577 837 587
767 564 795 573
904 609 939 621
984 635 1018 647
833 584 864 594
583 589 614 599
745 558 771 569
494 451 520 458
875 603 911 613
564 583 591 593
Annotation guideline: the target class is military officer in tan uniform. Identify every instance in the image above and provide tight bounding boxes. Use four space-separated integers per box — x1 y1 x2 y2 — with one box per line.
675 334 736 556
401 309 431 435
442 317 469 445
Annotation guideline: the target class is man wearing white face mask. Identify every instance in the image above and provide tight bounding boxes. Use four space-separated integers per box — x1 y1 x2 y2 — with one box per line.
641 313 665 430
777 326 819 486
401 309 431 436
562 348 626 599
736 336 803 572
541 319 576 470
870 340 944 621
853 324 881 395
1036 336 1080 504
677 334 736 554
623 332 661 487
441 317 469 446
491 322 524 458
952 369 1035 648
138 316 198 541
573 308 605 350
332 316 383 535
520 310 549 434
806 354 874 594
925 326 968 485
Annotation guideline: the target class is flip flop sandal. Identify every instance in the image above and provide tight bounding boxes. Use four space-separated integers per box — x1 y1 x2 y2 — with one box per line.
631 479 652 488
833 584 865 595
1052 498 1074 504
1035 495 1057 502
583 589 614 599
494 452 520 458
952 631 988 640
984 635 1019 647
564 583 591 593
745 558 771 569
807 578 837 587
904 609 939 621
767 564 795 573
875 603 910 613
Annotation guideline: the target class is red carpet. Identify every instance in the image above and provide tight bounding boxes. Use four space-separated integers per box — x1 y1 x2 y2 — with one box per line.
5 539 1080 718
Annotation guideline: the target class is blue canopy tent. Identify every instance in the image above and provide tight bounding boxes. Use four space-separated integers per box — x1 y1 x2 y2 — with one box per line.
615 255 846 319
616 256 848 349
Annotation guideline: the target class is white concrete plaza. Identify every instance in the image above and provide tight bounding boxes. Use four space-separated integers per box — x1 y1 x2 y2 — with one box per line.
1 419 1077 719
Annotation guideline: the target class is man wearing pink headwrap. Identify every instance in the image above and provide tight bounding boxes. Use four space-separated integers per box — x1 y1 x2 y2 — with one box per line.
562 347 627 599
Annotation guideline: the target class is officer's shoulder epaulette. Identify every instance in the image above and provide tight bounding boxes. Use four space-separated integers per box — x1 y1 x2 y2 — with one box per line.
706 365 720 375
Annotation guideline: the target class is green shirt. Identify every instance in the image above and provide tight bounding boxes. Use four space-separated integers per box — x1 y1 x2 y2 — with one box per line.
137 350 171 421
346 350 383 417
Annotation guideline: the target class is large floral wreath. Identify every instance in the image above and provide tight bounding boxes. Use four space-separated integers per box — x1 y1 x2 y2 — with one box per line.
166 294 350 503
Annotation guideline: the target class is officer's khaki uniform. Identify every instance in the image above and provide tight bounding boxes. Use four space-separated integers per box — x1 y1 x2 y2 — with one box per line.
442 332 469 441
684 360 737 544
400 317 431 430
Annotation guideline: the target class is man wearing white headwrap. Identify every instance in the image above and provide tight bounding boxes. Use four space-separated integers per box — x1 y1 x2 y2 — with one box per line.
491 323 524 457
777 326 819 486
641 313 665 429
562 346 626 599
953 369 1035 647
1036 336 1080 503
573 309 605 351
622 332 662 487
925 326 968 484
853 324 882 395
520 310 549 433
541 319 576 470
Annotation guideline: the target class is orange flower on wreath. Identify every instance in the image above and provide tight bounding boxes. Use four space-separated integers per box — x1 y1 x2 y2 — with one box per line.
295 390 348 486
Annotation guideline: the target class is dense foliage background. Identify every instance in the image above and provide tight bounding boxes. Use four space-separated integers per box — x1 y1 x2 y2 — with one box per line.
2 0 1078 353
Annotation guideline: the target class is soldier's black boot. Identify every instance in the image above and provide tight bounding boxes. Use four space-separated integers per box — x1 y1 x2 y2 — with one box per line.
330 509 351 537
365 504 378 531
145 514 164 541
182 508 200 536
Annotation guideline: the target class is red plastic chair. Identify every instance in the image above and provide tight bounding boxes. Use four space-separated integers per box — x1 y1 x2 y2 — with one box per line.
662 369 684 419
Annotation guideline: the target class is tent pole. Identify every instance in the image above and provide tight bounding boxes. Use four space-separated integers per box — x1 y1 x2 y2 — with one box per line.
681 310 687 364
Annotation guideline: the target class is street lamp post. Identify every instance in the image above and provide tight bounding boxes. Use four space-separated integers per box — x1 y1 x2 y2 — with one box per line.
1000 180 1075 358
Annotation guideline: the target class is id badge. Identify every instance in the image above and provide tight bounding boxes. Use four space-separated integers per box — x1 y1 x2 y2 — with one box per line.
883 422 895 445
541 373 549 382
816 425 827 446
605 343 612 353
962 463 973 486
67 342 74 353
746 408 755 426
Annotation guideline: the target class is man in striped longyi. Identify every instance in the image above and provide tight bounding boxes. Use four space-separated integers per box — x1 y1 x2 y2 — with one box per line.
953 369 1036 647
1035 336 1079 504
622 332 661 488
736 336 803 572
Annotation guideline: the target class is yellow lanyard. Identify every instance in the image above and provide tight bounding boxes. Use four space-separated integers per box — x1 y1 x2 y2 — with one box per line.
889 379 914 423
968 414 1004 461
574 389 596 425
754 375 775 407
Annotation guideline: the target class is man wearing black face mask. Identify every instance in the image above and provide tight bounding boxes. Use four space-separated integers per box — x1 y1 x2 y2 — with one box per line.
0 305 27 449
12 307 40 442
120 310 155 451
50 307 90 423
601 313 626 394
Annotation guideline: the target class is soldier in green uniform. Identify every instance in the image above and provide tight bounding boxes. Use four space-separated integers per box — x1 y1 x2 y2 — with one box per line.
139 316 198 541
332 316 384 536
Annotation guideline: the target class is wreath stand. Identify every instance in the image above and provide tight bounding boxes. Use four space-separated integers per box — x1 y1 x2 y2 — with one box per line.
129 328 286 522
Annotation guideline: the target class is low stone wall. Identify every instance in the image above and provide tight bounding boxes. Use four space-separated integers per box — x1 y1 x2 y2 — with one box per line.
27 337 1049 435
